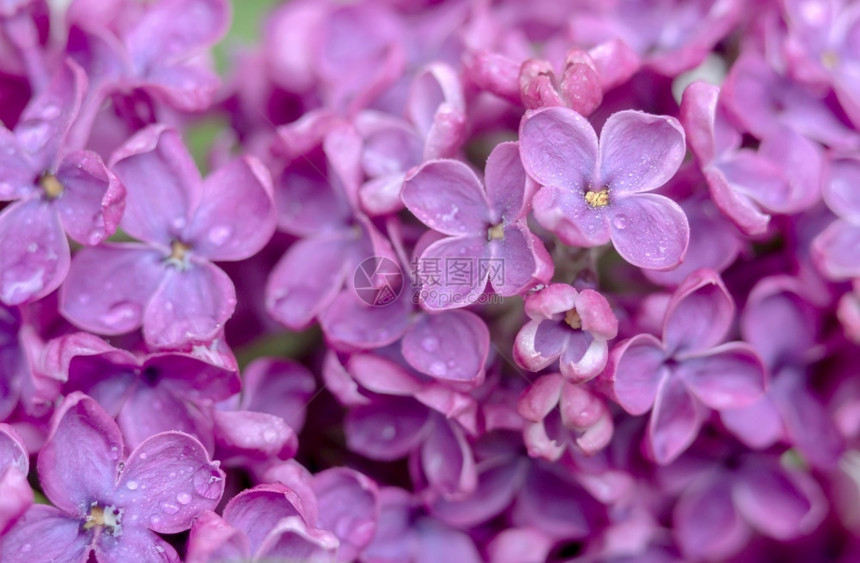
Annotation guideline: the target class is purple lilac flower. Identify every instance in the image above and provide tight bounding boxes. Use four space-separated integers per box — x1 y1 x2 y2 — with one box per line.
514 283 618 383
0 392 224 562
611 269 767 464
519 107 690 270
681 80 824 235
42 331 240 452
518 373 614 459
0 60 124 305
0 424 31 534
672 451 826 560
60 125 276 349
812 154 860 280
402 141 553 310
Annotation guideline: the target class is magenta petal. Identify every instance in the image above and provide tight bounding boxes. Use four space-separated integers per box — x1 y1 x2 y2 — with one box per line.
37 392 123 515
674 478 750 560
677 344 767 410
0 505 90 563
125 0 229 66
0 199 70 305
266 235 351 329
257 516 340 561
531 184 610 247
345 398 431 461
319 290 410 351
313 468 379 561
54 150 124 246
648 374 703 464
116 431 225 534
490 225 552 295
401 159 489 236
416 236 488 311
611 334 666 415
117 385 214 452
222 485 305 553
110 126 201 246
185 156 275 261
599 111 686 195
484 142 528 222
143 262 236 348
609 193 689 270
823 157 860 220
93 526 180 562
704 165 771 235
432 458 527 529
662 269 735 356
144 63 221 112
721 398 784 450
812 220 860 280
419 418 476 498
733 466 824 540
186 511 249 563
0 129 36 201
401 310 489 384
511 464 599 539
241 358 315 432
213 409 297 461
60 243 163 336
518 106 599 189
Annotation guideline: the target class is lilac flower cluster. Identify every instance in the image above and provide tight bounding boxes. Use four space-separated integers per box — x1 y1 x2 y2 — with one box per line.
1 0 860 561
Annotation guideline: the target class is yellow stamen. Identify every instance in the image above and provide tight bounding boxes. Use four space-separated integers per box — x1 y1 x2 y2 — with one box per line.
170 240 190 261
584 188 610 208
564 308 582 329
487 223 505 241
82 506 105 530
822 50 839 69
40 173 64 199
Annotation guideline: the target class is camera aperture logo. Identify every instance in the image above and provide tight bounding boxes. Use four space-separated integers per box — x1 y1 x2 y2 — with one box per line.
353 257 404 306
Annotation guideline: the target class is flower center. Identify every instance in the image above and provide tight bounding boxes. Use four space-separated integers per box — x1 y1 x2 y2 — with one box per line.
584 188 609 208
564 308 582 329
83 503 123 537
40 173 64 199
822 50 839 69
487 223 505 241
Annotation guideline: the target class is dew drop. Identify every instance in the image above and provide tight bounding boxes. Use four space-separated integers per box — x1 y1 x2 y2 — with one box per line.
421 336 439 352
160 502 180 515
102 302 141 326
126 480 138 491
612 214 628 230
176 492 192 505
39 104 61 120
381 425 396 440
207 226 232 246
21 545 31 553
429 361 447 376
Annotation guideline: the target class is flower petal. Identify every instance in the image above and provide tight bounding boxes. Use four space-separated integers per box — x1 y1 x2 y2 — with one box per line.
143 262 236 349
489 225 553 295
401 159 489 236
60 243 163 336
345 397 432 461
313 467 379 562
213 410 297 462
677 343 767 410
648 373 704 464
93 526 180 563
415 235 489 311
401 310 489 384
812 219 860 280
0 199 70 305
54 150 124 246
609 193 690 270
222 484 306 553
116 431 225 534
0 505 90 563
598 111 686 194
674 476 750 560
611 334 666 415
662 269 735 356
484 141 529 222
110 126 201 246
518 106 598 190
185 156 275 261
37 392 124 515
257 516 339 562
531 184 610 247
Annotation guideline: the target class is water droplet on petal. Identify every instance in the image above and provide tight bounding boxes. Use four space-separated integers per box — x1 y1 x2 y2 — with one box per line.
381 425 396 440
39 104 61 120
176 492 192 505
192 468 223 500
612 214 628 230
429 361 446 376
126 480 138 491
421 336 439 352
207 226 232 246
102 302 141 327
160 502 179 515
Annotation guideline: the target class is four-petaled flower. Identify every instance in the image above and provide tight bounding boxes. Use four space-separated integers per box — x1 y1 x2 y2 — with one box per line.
519 107 690 270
